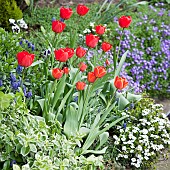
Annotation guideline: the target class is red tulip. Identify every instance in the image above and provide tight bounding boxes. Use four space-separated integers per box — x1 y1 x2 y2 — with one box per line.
64 48 74 59
54 49 68 62
119 16 132 28
60 7 73 20
17 51 35 67
76 46 86 58
63 67 69 74
87 72 96 83
79 62 87 72
102 42 112 52
95 25 106 35
94 66 106 78
114 76 128 90
76 81 86 91
52 68 63 79
52 20 66 33
77 4 89 16
105 59 110 66
86 34 99 48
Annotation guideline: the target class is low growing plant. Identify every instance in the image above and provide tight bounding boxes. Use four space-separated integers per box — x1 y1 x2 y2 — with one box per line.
108 98 170 169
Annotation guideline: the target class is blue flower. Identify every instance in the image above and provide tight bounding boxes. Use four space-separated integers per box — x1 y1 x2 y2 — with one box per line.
31 44 35 51
10 73 16 82
52 17 56 22
123 123 127 129
10 160 16 167
0 79 3 87
16 65 23 74
11 82 19 90
26 91 32 98
60 18 65 22
23 86 27 97
74 96 78 102
28 42 31 48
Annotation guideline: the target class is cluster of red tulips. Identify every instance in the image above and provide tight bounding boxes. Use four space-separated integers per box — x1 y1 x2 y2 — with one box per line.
16 4 132 91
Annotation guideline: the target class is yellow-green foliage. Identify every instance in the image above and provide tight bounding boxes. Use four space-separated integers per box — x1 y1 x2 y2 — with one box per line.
0 0 23 30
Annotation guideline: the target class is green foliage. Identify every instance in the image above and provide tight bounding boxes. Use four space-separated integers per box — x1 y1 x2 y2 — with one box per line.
0 92 104 170
0 0 23 30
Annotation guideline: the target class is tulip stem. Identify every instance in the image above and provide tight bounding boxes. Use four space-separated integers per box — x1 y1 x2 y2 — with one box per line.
21 67 26 88
114 28 124 72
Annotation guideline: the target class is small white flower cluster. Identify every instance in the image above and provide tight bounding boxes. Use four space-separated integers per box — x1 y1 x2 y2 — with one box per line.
112 100 170 169
9 18 28 34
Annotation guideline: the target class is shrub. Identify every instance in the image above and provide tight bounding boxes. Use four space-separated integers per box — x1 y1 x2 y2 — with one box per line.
0 91 104 170
0 0 23 30
108 98 170 169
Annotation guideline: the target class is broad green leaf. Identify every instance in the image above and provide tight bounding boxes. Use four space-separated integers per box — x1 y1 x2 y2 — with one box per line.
22 164 30 170
64 105 78 137
37 99 45 111
3 160 10 170
20 146 30 156
114 50 128 78
95 132 109 150
52 75 66 109
118 94 130 110
13 164 21 170
29 144 37 153
127 92 142 102
30 60 44 67
0 92 13 110
83 146 108 154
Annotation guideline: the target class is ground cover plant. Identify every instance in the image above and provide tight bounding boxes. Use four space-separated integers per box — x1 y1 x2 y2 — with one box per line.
0 1 170 170
107 98 170 169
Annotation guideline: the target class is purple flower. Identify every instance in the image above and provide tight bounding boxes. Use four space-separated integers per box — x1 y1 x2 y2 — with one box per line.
0 79 2 87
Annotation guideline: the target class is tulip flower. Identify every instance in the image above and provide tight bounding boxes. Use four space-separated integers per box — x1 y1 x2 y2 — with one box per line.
86 34 99 48
64 48 74 59
101 42 112 52
119 16 132 28
105 59 110 66
63 67 69 74
87 72 96 83
17 51 35 67
77 4 89 16
114 76 128 90
76 46 86 58
94 66 106 78
95 25 106 35
79 62 87 72
52 68 63 79
60 7 73 20
76 81 86 91
52 20 66 33
54 49 68 62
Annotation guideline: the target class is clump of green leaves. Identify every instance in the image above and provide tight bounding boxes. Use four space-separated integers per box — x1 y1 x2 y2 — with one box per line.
0 91 104 170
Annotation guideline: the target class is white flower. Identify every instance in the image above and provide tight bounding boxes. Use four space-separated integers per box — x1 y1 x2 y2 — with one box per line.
131 158 136 162
122 146 126 151
113 135 118 140
124 155 128 159
17 18 28 29
12 24 20 34
90 22 95 27
142 109 150 116
144 156 149 160
130 150 134 153
121 112 127 116
132 129 137 133
137 145 142 151
9 19 15 24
